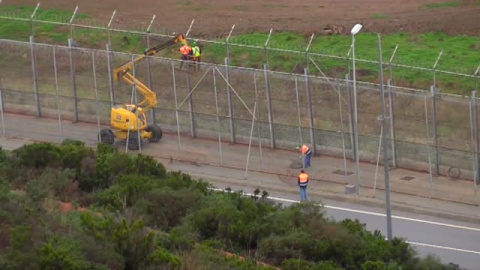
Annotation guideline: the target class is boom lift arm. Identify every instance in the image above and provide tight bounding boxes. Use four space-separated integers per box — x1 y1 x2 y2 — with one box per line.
113 34 186 113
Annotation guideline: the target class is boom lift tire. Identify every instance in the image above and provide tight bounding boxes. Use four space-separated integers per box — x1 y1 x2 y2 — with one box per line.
99 129 115 145
146 124 163 142
127 132 143 150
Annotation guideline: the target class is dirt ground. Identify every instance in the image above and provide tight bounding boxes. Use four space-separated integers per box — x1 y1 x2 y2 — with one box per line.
4 0 480 37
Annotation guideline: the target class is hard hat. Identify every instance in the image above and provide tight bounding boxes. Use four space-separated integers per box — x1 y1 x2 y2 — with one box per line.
181 41 186 45
193 41 198 46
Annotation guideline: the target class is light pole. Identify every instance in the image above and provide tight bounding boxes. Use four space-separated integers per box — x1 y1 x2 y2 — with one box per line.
351 24 362 195
377 33 393 241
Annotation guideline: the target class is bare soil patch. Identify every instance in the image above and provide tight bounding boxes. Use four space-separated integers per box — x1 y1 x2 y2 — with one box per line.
4 0 480 37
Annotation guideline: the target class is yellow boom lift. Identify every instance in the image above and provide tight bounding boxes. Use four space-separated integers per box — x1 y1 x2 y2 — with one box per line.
99 34 187 150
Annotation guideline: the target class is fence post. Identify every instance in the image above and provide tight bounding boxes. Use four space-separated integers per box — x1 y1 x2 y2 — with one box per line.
106 44 115 107
213 68 223 164
186 72 196 138
68 38 79 122
431 85 440 175
304 68 316 155
295 76 303 145
92 51 100 142
264 64 276 149
0 61 5 115
0 62 5 136
346 74 355 160
171 62 181 152
472 91 479 186
225 57 235 143
253 72 263 165
145 35 156 124
53 46 64 140
387 79 397 167
30 36 41 118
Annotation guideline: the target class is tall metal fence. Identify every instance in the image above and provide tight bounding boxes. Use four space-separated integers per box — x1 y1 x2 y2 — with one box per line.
1 5 479 95
0 38 480 191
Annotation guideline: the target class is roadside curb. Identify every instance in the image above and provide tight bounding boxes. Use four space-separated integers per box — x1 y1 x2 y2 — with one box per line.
152 154 479 207
173 167 480 225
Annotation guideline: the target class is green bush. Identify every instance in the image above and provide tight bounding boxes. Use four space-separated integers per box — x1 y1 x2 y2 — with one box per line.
13 143 61 169
186 192 278 248
0 146 8 164
0 139 465 270
281 259 343 270
38 236 109 270
0 180 10 203
183 244 275 270
133 188 203 229
258 231 319 265
59 140 93 172
134 154 166 178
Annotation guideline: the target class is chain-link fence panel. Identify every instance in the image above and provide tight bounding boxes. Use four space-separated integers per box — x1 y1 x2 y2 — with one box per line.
435 95 473 172
269 72 303 149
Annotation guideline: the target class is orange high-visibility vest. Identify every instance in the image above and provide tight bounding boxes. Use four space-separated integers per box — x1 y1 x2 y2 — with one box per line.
301 144 310 155
180 45 191 56
298 172 309 186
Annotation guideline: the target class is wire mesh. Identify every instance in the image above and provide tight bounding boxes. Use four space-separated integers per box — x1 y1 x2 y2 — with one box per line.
0 39 479 189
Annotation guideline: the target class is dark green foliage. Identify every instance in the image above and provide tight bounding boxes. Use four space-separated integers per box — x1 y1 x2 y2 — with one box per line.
134 154 167 178
182 244 276 270
0 146 8 164
13 143 62 169
80 212 182 270
38 236 109 270
133 188 203 229
186 192 279 248
0 180 10 203
281 259 342 270
25 168 76 203
0 142 464 270
59 140 93 172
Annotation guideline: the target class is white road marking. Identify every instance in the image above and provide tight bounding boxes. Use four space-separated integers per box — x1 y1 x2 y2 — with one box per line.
211 188 480 232
406 241 480 255
212 188 480 255
323 204 480 233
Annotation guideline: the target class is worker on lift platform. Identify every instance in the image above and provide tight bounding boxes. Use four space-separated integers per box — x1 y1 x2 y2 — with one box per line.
179 41 192 69
191 40 202 71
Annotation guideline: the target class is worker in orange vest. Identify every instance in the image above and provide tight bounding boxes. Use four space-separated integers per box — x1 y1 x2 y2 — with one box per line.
298 170 310 201
296 144 312 168
179 41 192 69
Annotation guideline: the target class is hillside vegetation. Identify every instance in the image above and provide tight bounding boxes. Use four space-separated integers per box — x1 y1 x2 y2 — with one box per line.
0 140 463 269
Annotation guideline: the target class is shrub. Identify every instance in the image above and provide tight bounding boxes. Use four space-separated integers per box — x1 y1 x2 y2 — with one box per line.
159 224 199 252
160 171 211 193
281 258 312 270
133 188 203 229
13 143 61 169
38 236 109 270
0 180 10 203
0 146 8 164
258 231 318 265
134 154 166 178
59 139 92 173
24 168 77 203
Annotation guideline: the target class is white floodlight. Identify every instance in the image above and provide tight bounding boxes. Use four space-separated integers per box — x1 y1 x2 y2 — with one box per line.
351 24 363 36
